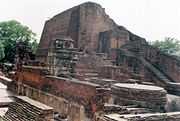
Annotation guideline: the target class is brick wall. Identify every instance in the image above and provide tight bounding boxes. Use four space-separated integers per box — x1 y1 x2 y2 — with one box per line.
14 66 110 119
98 27 130 54
142 45 180 83
38 7 77 50
14 83 86 121
37 2 117 58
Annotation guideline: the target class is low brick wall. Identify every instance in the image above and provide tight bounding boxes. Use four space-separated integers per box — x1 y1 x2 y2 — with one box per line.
11 65 111 121
14 66 110 114
13 83 86 121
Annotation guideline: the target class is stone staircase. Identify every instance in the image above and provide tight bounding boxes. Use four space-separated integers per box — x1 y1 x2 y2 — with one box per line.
140 57 180 95
2 96 53 121
119 49 180 95
120 49 173 84
139 57 172 83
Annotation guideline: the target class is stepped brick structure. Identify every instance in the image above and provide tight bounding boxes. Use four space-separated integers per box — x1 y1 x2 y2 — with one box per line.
37 2 117 59
111 83 167 112
7 1 180 121
1 96 53 121
36 2 180 93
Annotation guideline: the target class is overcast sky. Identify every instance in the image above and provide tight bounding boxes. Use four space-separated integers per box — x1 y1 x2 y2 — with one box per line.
0 0 179 41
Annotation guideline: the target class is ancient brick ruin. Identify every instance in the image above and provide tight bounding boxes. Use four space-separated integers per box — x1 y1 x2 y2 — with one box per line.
36 2 180 92
2 96 53 121
2 1 180 121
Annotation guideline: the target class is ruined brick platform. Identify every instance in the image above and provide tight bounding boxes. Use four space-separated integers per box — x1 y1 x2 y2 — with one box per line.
111 83 167 112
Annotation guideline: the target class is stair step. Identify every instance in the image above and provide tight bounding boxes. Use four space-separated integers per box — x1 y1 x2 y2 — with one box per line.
140 57 172 83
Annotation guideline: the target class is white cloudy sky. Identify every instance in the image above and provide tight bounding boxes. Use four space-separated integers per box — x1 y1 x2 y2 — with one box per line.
0 0 180 42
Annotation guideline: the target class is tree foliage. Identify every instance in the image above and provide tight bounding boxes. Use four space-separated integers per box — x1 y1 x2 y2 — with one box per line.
0 20 38 63
0 42 5 60
151 37 180 56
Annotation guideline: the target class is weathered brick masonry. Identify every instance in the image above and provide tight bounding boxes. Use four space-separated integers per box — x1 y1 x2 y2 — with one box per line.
9 1 180 121
37 2 116 55
37 2 180 90
13 66 110 120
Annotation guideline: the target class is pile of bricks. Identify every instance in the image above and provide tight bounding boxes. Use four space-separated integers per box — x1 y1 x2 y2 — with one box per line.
111 83 167 112
2 96 53 121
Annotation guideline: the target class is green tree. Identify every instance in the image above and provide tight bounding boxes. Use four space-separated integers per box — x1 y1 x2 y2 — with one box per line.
151 37 180 55
0 20 38 62
0 42 5 60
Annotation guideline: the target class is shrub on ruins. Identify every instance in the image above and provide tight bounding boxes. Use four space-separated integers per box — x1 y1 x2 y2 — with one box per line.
0 20 38 63
151 37 180 56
